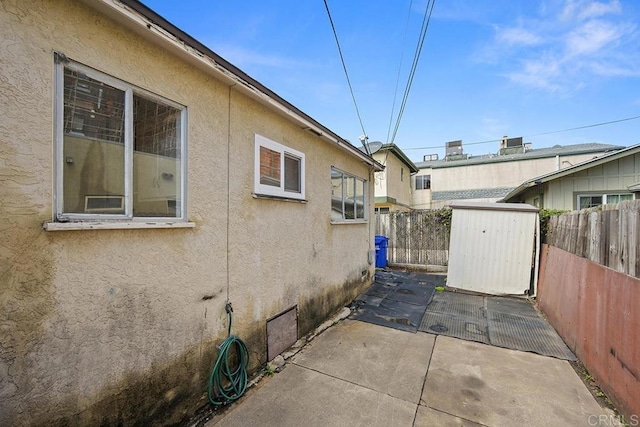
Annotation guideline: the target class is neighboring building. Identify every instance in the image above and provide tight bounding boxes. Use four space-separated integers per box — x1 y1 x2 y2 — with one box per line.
0 1 382 425
412 138 624 209
371 143 419 212
501 143 640 210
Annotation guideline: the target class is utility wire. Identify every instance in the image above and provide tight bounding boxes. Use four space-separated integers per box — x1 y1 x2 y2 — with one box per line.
402 114 640 151
323 0 369 154
386 0 414 144
390 0 436 145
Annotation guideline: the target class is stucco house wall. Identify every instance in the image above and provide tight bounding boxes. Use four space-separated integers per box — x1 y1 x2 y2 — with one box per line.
0 1 376 425
373 153 412 210
372 146 416 211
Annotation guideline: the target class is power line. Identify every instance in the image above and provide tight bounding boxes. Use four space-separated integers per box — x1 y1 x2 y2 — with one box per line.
386 0 414 144
402 114 640 151
323 0 369 154
390 0 436 145
529 115 640 137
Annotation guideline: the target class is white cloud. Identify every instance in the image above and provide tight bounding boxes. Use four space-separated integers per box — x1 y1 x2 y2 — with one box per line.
565 20 628 56
495 27 543 47
587 57 640 77
484 0 639 92
562 0 622 22
505 56 563 92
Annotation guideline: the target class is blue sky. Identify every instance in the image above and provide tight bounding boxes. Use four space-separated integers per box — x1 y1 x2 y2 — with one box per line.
142 0 640 161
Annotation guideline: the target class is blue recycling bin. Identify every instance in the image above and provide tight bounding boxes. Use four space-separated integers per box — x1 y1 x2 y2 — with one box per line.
375 235 389 268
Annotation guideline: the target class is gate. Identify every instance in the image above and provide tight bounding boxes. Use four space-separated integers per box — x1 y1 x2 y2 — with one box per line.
375 210 450 268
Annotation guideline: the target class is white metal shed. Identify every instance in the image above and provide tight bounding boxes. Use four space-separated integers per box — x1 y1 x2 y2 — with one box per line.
447 202 539 296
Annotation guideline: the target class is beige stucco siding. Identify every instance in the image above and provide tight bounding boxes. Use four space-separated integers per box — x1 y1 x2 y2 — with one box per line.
411 170 432 209
373 151 413 209
428 154 604 192
412 153 615 208
0 1 375 425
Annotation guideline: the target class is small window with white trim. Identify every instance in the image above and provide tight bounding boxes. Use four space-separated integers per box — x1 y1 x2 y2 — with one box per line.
54 54 187 221
331 167 366 221
577 193 633 209
254 134 305 200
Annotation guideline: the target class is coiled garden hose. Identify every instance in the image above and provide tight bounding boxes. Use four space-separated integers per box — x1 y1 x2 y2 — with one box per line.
208 302 249 406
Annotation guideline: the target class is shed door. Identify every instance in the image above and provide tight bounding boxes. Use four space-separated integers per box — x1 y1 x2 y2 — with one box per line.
447 204 537 295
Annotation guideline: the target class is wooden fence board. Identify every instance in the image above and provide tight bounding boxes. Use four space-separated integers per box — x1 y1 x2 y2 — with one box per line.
547 200 640 279
374 210 450 267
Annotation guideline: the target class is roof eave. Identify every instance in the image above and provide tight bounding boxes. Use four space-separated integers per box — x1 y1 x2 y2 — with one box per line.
380 144 419 173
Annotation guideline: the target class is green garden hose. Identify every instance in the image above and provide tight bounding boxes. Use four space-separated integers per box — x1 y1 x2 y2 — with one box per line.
208 302 249 406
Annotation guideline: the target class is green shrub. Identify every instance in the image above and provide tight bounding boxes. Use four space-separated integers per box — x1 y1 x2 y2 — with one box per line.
539 209 567 242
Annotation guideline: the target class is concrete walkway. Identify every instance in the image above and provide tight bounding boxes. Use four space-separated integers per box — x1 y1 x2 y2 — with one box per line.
206 319 608 426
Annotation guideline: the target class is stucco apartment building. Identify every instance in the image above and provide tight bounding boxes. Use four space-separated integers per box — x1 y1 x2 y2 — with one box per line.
0 1 382 425
411 141 624 209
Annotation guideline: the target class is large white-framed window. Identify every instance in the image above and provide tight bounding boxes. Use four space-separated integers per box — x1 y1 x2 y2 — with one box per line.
254 134 305 200
331 167 366 221
54 54 187 222
577 193 633 209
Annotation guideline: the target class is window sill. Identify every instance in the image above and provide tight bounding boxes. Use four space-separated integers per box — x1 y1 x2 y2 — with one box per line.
252 193 307 203
330 220 368 225
43 221 196 231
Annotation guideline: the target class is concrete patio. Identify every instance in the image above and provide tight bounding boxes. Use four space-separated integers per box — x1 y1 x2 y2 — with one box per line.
206 318 609 426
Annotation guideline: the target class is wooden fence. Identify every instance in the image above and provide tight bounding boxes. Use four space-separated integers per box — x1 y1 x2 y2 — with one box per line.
547 200 640 278
375 210 450 267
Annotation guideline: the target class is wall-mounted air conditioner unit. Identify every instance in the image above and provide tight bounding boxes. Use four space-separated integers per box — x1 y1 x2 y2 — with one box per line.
84 195 124 213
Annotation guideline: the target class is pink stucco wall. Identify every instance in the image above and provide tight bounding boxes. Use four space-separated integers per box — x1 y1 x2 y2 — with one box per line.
538 244 640 421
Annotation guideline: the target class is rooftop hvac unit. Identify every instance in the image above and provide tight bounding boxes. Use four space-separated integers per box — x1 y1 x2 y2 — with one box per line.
445 140 463 156
506 137 523 148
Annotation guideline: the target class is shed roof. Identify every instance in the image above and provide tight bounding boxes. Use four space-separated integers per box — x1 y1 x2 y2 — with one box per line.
450 201 539 213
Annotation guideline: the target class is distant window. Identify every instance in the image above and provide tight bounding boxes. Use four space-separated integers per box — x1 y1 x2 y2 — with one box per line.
533 196 544 208
415 174 431 190
375 207 390 214
331 167 366 221
578 193 633 209
401 167 404 182
254 135 305 200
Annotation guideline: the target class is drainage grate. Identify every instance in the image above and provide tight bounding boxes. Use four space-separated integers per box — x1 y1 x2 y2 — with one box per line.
419 292 576 361
487 311 576 360
486 296 540 318
354 272 576 360
425 292 485 318
419 311 489 344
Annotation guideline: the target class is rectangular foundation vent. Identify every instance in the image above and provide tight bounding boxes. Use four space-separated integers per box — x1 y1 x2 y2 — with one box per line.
266 306 298 361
